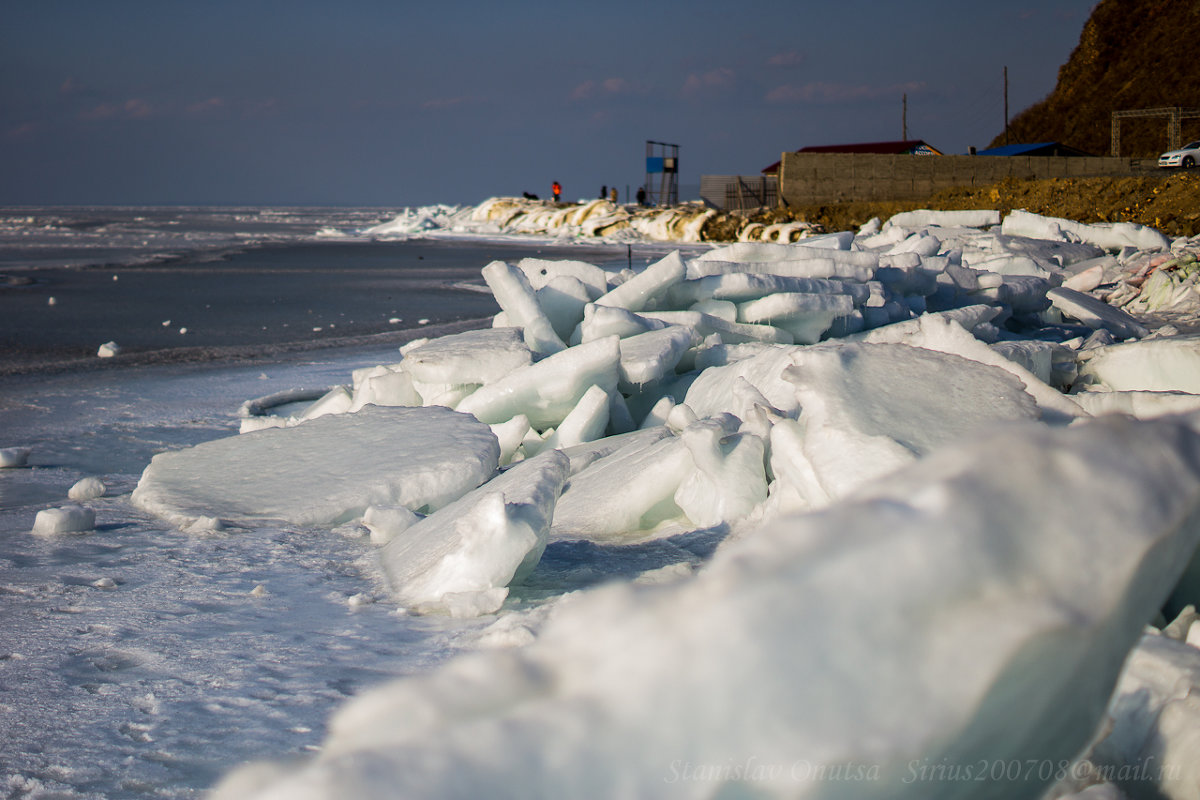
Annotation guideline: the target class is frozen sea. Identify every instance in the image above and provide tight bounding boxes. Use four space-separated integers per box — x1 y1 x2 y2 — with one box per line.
0 207 660 797
5 203 1200 800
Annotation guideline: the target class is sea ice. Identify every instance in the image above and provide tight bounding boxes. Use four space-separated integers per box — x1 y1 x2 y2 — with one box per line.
398 327 532 385
0 446 31 468
616 326 697 389
32 504 96 535
1075 334 1200 393
1002 209 1172 253
594 250 686 312
530 385 611 454
1070 390 1200 419
68 477 106 501
776 342 1040 505
348 365 422 412
516 257 608 298
481 260 567 356
1048 286 1150 339
379 450 570 616
857 313 1087 423
131 405 500 528
884 209 1001 230
574 303 666 344
1063 633 1200 800
736 292 855 344
361 505 422 546
549 431 694 542
455 336 620 428
214 417 1200 800
673 420 766 528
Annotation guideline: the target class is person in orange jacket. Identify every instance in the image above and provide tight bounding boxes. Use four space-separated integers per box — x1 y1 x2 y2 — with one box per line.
552 181 561 203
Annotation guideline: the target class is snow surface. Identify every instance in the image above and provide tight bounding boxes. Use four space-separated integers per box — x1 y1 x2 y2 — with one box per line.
7 202 1200 799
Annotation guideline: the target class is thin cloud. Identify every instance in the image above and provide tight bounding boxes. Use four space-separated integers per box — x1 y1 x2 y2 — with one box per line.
683 68 735 95
186 97 226 116
123 98 152 118
766 80 925 104
59 77 85 95
7 122 38 139
767 51 805 68
570 78 636 102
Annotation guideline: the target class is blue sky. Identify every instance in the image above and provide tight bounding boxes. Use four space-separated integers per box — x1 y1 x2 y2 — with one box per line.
1 0 1098 207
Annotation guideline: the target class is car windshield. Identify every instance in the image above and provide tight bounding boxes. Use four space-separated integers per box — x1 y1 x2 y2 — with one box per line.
1185 142 1200 150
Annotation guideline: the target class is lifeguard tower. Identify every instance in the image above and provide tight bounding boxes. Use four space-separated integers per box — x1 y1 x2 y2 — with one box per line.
644 141 679 206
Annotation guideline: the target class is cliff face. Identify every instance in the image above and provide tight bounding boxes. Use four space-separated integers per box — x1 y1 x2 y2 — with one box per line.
992 0 1200 157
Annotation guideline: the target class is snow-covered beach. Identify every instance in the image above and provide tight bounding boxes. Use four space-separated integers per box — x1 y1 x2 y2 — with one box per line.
4 200 1200 799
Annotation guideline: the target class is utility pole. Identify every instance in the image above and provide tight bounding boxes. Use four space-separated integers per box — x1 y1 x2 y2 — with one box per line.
902 93 907 141
1004 66 1010 146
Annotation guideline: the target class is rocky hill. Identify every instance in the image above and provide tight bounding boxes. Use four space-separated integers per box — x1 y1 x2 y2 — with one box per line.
993 0 1200 156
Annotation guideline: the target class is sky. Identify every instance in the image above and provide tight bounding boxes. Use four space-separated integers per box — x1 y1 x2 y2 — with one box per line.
1 0 1100 208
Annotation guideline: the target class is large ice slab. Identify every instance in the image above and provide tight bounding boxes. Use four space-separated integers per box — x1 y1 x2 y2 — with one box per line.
858 313 1087 423
594 251 686 312
885 209 1000 230
549 431 693 542
667 272 868 306
481 260 567 356
455 336 620 428
399 327 532 385
736 292 855 344
379 450 570 616
617 326 697 389
683 345 802 419
1076 334 1200 393
1001 209 1171 252
131 406 500 528
1064 633 1200 800
214 417 1200 800
1071 390 1200 418
516 257 608 299
777 342 1040 505
1047 286 1150 339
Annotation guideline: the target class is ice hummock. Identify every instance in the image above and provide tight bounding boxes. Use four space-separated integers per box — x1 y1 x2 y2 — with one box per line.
81 202 1200 799
213 417 1200 800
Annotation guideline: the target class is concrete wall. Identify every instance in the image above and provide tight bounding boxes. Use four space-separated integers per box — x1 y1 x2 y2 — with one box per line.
777 153 1137 205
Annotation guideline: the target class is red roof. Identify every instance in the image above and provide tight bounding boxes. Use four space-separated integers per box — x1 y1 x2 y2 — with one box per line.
762 140 942 173
796 140 937 154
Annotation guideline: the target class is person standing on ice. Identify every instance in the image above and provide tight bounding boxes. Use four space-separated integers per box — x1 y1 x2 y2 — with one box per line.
600 185 607 200
552 181 562 203
636 186 647 206
610 186 618 203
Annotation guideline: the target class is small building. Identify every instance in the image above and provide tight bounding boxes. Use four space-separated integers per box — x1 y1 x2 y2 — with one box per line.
975 142 1094 157
762 140 942 173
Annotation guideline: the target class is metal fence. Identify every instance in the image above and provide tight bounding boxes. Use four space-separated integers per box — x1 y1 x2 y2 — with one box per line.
699 175 778 212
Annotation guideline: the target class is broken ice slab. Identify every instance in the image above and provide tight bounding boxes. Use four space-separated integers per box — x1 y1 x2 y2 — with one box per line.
132 405 500 528
593 251 686 312
380 450 570 616
617 326 698 390
776 342 1041 507
1047 286 1150 340
481 260 566 356
1076 334 1200 393
455 336 620 429
399 327 533 385
550 431 694 543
